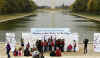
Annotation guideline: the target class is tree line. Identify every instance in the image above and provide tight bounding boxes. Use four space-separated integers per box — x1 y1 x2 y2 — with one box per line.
0 0 37 14
71 0 100 14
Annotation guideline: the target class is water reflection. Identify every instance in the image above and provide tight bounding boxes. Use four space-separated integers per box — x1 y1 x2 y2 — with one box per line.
0 9 100 43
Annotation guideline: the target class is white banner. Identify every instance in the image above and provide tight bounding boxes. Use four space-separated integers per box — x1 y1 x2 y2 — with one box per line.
64 33 79 51
94 33 100 52
22 33 36 48
22 28 79 51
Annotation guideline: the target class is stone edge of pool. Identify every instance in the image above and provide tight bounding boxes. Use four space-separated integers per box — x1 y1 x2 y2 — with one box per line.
71 13 100 22
0 13 36 23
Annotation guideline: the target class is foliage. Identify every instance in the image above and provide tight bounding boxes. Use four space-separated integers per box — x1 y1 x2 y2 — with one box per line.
0 0 37 14
71 0 100 13
71 0 88 12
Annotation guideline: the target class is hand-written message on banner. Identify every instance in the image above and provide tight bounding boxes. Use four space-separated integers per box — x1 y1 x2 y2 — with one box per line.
23 28 79 51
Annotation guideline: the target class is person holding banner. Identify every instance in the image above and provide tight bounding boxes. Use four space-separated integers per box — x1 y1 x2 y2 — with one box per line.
39 40 42 52
60 39 65 52
51 40 55 51
48 39 52 51
43 40 48 52
27 42 30 49
36 40 40 52
41 40 44 52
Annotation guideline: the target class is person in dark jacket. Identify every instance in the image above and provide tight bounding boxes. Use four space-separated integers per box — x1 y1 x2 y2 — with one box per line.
24 47 30 56
83 39 89 54
50 51 56 56
21 38 24 47
73 40 76 52
48 39 52 51
36 40 39 51
6 43 11 58
60 39 65 52
27 42 30 49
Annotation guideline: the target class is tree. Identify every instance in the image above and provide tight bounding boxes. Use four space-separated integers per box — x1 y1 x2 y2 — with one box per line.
0 0 6 14
87 0 94 12
0 0 37 14
71 0 100 14
92 0 100 13
71 0 88 12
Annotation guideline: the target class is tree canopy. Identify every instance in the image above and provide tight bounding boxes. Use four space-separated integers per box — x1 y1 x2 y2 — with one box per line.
0 0 37 14
71 0 100 13
71 0 88 12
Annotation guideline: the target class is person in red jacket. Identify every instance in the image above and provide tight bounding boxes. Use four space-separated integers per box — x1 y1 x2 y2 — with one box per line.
56 47 61 56
43 40 48 52
51 40 55 51
67 44 72 52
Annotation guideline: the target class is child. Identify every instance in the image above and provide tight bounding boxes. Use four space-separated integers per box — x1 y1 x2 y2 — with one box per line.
13 48 18 56
18 48 22 56
67 44 72 52
55 47 61 56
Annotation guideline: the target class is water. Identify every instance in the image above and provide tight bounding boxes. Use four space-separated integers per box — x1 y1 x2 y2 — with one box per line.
0 9 100 43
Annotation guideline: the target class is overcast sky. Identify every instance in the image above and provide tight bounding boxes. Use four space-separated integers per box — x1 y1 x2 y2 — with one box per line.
33 0 75 6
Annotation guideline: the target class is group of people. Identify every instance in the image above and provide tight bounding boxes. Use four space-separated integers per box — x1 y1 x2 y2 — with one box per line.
35 36 79 56
36 38 65 52
6 39 44 58
6 37 89 58
12 39 31 56
36 38 65 56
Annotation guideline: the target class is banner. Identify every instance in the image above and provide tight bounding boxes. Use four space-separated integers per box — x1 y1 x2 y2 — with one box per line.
22 28 79 51
94 33 100 52
64 33 79 51
22 33 36 48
